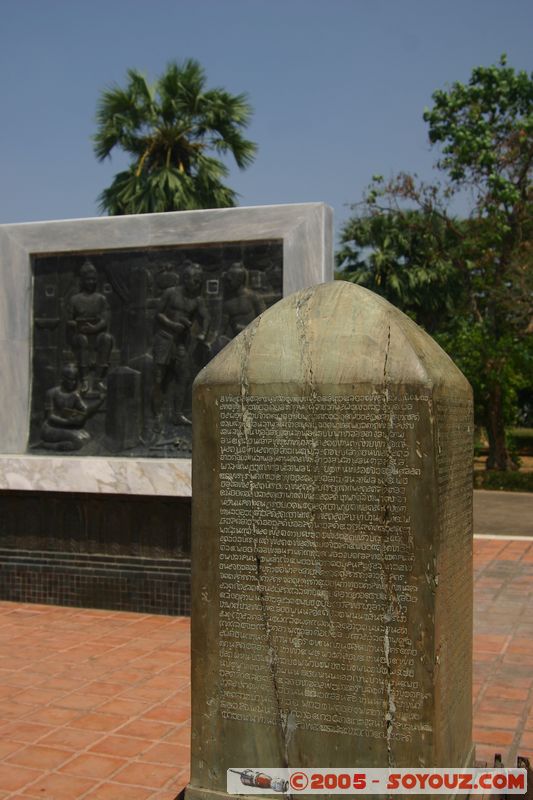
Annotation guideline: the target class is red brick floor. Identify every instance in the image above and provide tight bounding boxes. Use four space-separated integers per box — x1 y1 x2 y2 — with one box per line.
0 608 190 798
0 536 531 797
473 536 533 767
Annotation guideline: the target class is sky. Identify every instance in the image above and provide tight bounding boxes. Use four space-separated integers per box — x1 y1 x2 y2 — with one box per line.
0 0 531 240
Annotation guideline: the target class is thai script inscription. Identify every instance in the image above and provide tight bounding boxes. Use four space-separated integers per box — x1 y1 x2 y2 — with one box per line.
218 395 429 740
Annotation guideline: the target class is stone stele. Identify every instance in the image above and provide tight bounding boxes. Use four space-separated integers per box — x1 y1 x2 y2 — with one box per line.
186 281 474 800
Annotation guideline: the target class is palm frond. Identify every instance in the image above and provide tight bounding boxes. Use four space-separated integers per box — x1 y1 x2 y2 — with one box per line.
94 59 256 213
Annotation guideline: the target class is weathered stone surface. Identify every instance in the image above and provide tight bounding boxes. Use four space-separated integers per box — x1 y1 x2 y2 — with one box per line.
105 366 142 451
186 281 474 800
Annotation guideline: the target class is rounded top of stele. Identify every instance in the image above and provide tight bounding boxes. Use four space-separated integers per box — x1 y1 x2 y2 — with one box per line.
194 281 471 396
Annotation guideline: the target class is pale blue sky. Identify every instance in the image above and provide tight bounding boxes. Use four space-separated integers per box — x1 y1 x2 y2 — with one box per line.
1 0 531 237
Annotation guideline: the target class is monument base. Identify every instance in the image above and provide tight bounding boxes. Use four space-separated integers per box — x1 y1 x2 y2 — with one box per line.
185 745 477 800
0 455 192 614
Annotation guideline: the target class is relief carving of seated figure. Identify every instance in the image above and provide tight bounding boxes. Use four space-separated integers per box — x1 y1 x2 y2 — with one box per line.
66 259 114 394
41 364 102 451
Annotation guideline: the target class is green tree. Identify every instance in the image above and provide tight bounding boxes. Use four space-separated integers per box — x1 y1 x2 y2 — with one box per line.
339 57 533 470
336 177 464 333
94 59 257 214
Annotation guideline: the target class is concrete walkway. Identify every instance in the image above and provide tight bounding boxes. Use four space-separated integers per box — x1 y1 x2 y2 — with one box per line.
0 537 531 796
474 490 533 537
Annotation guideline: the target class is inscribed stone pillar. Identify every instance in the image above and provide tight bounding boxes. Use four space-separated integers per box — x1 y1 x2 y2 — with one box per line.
186 281 474 800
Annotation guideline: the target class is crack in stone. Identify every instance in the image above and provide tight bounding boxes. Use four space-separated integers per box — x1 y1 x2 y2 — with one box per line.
383 323 391 382
236 318 293 787
255 553 293 777
295 289 316 397
380 323 398 766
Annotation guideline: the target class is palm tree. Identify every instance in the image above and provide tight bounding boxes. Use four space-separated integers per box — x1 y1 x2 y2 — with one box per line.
93 60 257 214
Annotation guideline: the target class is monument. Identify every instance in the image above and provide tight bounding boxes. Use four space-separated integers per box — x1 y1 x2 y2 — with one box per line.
29 244 281 456
186 281 473 798
0 204 332 615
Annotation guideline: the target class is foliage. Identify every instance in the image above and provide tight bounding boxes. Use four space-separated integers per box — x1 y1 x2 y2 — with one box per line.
509 427 533 455
336 179 465 333
338 56 533 470
473 469 533 492
94 59 257 214
435 319 533 435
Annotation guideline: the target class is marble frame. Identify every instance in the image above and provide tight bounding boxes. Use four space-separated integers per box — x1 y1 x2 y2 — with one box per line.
0 203 333 496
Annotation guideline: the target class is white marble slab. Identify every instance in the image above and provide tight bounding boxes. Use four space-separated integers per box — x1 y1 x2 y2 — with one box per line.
0 455 191 496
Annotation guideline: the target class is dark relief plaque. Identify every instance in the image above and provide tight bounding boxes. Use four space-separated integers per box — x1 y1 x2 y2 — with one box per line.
28 241 282 457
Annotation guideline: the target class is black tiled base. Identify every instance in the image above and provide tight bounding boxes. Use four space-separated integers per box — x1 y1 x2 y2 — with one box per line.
0 491 192 615
0 549 191 615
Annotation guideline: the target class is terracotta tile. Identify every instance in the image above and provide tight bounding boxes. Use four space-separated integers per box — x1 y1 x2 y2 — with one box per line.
143 741 187 765
474 635 508 653
0 739 24 758
59 752 125 779
21 659 68 676
475 712 520 731
503 653 533 666
493 671 533 689
85 681 126 696
142 673 182 689
483 684 530 701
508 639 533 655
18 771 97 798
7 744 74 770
96 698 151 717
152 791 188 800
3 721 52 743
474 743 510 766
0 672 45 689
474 650 499 663
60 644 116 661
70 712 128 732
473 727 515 746
116 718 174 740
477 698 526 716
39 675 82 692
90 734 150 758
55 692 104 710
162 769 190 791
93 635 132 646
82 784 153 800
38 726 103 750
24 706 81 726
0 684 23 699
164 724 191 748
0 700 36 719
14 687 65 706
106 669 146 685
520 730 533 748
144 704 190 724
0 763 43 791
113 761 178 788
121 686 174 703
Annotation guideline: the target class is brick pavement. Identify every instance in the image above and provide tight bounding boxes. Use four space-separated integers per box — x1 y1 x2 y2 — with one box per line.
0 608 190 798
0 536 530 797
473 536 533 767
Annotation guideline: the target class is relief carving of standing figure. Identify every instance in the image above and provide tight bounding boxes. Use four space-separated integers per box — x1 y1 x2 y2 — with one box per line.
151 261 209 429
222 262 266 338
66 260 114 394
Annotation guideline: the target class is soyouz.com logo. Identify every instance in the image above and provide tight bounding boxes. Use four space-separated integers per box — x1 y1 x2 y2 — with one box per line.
227 767 527 795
